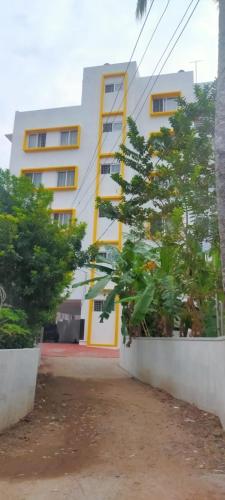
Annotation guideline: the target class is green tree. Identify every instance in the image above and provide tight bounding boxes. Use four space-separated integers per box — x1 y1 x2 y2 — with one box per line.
0 169 94 331
74 240 182 342
96 84 223 337
215 0 225 291
136 0 225 295
97 84 217 247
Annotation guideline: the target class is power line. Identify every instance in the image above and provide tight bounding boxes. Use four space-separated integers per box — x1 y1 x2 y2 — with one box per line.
96 0 200 244
134 0 200 121
76 0 171 216
78 0 197 219
70 0 156 211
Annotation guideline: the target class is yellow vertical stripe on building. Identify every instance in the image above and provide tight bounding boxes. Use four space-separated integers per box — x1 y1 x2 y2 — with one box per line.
87 71 128 347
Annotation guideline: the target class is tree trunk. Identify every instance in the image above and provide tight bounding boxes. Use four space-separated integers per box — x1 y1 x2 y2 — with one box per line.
215 0 225 291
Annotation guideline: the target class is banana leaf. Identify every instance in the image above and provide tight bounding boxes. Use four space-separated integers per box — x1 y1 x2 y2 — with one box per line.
87 263 113 274
100 288 118 322
131 282 155 325
85 275 111 299
72 275 108 289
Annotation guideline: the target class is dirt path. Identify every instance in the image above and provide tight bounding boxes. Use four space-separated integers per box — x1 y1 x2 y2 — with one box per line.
0 356 225 499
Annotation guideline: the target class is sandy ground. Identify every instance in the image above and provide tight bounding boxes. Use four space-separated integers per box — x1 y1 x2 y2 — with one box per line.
0 356 225 499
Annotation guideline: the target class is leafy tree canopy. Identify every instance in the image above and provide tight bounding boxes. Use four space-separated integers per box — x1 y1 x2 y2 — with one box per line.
94 83 223 337
97 83 217 247
0 169 95 330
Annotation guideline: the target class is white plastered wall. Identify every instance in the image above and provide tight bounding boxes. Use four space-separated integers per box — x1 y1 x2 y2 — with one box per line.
8 63 194 347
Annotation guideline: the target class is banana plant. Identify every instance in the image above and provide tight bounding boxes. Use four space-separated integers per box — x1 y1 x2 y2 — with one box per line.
73 239 182 341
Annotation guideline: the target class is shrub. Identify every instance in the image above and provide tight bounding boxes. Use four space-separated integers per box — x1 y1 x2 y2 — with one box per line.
0 307 35 349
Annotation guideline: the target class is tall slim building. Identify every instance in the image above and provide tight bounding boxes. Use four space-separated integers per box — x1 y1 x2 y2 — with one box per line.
7 62 194 347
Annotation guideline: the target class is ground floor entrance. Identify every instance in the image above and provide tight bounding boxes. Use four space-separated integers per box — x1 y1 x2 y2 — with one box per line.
43 300 84 344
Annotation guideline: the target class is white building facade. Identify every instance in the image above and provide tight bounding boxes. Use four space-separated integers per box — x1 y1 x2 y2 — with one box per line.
7 61 194 347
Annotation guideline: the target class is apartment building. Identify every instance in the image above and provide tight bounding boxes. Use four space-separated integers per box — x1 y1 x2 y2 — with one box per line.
7 61 194 347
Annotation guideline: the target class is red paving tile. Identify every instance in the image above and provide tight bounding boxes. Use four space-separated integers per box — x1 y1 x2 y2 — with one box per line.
40 343 119 358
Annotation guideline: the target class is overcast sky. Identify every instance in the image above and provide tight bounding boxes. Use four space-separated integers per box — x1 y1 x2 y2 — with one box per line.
0 0 218 168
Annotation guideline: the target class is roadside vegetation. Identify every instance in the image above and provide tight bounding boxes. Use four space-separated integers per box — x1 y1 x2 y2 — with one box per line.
77 83 225 342
0 170 95 348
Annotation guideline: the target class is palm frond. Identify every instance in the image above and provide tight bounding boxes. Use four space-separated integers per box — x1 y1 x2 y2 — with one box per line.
136 0 148 19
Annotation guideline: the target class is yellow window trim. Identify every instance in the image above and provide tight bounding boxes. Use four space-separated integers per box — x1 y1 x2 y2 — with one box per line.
99 195 122 201
149 129 174 137
150 91 181 117
149 129 174 156
102 111 124 118
51 208 76 222
23 125 81 152
95 239 119 246
103 71 127 79
99 152 116 159
21 166 78 191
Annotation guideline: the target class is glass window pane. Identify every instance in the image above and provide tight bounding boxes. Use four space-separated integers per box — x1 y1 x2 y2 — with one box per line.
151 217 163 236
24 173 33 181
99 206 107 217
33 172 42 186
58 213 64 225
67 170 75 186
60 131 69 145
165 97 178 111
54 213 71 225
113 122 122 131
110 163 120 174
28 134 37 148
69 130 77 145
62 213 71 225
105 84 114 93
98 252 107 260
114 82 123 92
101 164 110 174
57 172 66 187
153 98 163 113
38 133 46 147
103 123 112 133
94 300 104 312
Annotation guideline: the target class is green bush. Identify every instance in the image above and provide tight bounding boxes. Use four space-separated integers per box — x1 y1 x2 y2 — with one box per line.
0 307 35 349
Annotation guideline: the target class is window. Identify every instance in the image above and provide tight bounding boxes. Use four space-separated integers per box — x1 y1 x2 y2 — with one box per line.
152 97 178 113
28 133 46 149
94 300 105 312
114 82 123 92
22 166 77 191
24 126 80 152
151 92 180 116
99 206 107 218
53 212 72 226
103 122 122 133
24 171 42 186
60 130 78 146
113 122 122 131
57 170 75 187
101 163 120 175
153 99 163 113
105 84 114 93
98 248 114 260
103 123 112 133
150 217 163 237
98 252 107 260
111 163 120 174
105 82 123 93
94 299 114 312
101 164 111 175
